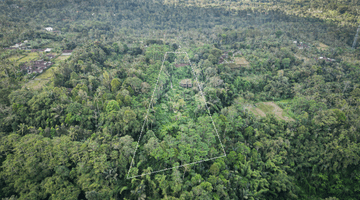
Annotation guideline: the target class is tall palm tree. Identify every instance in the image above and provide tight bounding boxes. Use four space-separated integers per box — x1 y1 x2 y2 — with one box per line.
17 123 28 135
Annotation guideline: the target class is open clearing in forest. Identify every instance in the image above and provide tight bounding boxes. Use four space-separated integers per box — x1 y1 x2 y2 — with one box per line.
8 55 24 61
246 101 295 122
234 57 249 66
317 42 329 51
25 67 56 90
18 52 40 63
228 57 249 68
56 55 70 61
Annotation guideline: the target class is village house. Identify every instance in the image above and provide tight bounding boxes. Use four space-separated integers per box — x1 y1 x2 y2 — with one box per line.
45 27 53 32
21 60 53 74
180 79 192 88
315 56 336 62
8 41 30 50
44 48 52 53
11 43 20 48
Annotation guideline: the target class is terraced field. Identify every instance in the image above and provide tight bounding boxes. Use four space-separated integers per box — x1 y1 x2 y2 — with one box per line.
8 55 24 61
18 52 40 63
24 67 57 90
56 55 70 61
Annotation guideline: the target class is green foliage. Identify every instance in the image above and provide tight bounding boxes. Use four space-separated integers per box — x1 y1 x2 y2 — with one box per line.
208 54 217 64
275 30 283 38
1 1 360 200
281 58 291 69
110 78 121 92
106 100 120 113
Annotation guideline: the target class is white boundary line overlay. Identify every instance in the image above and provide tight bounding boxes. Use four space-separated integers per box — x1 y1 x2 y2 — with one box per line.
127 51 226 179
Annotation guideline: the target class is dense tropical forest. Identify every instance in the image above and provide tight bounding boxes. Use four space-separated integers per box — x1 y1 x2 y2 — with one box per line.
0 0 360 199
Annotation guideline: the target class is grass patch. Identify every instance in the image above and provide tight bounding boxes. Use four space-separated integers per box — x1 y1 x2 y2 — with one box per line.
317 42 329 51
40 41 61 49
8 55 25 61
8 56 22 61
256 103 273 113
18 52 39 63
25 67 57 90
26 79 49 90
56 56 70 61
246 101 295 122
234 57 249 65
37 66 56 79
249 107 266 117
277 99 292 104
227 57 250 69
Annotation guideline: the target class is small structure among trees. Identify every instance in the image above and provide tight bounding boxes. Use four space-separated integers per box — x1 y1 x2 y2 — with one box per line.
45 27 53 32
179 79 192 88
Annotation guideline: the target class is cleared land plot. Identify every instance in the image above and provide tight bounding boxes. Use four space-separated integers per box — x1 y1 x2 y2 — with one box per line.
25 67 56 90
18 52 39 63
227 57 249 68
128 52 225 178
8 55 25 61
234 57 249 65
56 55 70 61
317 42 329 50
246 102 294 122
